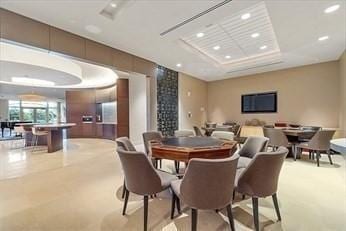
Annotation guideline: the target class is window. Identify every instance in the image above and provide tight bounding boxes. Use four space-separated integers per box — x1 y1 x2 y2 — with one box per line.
48 102 58 123
7 100 63 123
8 100 20 121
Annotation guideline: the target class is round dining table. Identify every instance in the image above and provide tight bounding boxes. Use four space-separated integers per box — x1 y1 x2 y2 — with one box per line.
150 136 237 165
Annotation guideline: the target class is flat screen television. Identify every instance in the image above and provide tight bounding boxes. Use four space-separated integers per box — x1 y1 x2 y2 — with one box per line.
241 92 277 113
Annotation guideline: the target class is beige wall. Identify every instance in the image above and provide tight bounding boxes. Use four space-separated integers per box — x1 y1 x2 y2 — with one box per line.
179 73 208 130
339 51 346 136
207 61 340 128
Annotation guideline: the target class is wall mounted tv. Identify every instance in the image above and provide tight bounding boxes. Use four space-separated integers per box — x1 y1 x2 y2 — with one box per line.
241 92 277 113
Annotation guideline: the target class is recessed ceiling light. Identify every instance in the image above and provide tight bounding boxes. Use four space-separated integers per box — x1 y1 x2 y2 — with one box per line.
260 45 267 50
213 45 221 50
110 2 117 8
324 4 340 13
225 55 231 59
12 77 55 86
176 63 182 67
85 25 102 34
318 36 329 41
241 13 251 20
251 33 260 38
196 32 205 38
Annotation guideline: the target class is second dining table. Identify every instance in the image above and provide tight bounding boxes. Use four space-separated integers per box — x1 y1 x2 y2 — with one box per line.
151 136 237 165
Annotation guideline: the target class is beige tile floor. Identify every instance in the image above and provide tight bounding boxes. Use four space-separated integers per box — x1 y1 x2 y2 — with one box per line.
0 138 345 231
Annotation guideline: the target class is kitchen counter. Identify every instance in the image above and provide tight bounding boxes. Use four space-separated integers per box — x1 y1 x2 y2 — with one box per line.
20 123 76 153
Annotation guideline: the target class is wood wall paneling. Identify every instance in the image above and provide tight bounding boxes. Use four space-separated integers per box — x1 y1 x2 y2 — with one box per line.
85 39 112 66
0 8 158 78
66 91 96 104
95 88 111 103
0 9 50 49
66 90 96 138
95 86 116 103
113 48 133 71
96 124 103 138
49 27 86 59
116 79 129 137
132 56 157 77
109 86 116 101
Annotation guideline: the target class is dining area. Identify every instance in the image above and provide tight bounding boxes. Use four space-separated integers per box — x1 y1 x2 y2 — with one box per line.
114 118 343 231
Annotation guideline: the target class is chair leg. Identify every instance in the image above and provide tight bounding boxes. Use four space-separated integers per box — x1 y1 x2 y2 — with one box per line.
232 190 235 201
176 196 181 214
171 193 176 219
272 193 281 221
191 208 198 231
292 145 296 161
252 197 259 231
174 161 180 173
308 151 312 159
121 180 126 199
226 204 235 231
316 151 320 167
31 135 35 147
327 149 333 165
144 195 148 231
242 194 246 200
122 189 129 215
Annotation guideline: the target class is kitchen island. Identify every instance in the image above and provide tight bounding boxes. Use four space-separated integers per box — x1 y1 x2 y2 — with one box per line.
18 123 76 153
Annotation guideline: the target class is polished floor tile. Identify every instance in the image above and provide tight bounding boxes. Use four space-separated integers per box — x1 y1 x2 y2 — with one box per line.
0 138 345 231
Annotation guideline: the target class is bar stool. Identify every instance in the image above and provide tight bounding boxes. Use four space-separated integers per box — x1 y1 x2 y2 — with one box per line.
31 127 48 152
12 126 27 148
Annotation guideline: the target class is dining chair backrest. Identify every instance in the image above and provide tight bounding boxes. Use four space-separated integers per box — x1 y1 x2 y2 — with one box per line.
211 131 234 141
299 126 322 140
238 136 269 158
193 126 204 136
116 137 136 151
14 126 25 134
301 126 321 131
232 124 241 136
142 131 163 155
308 130 335 151
237 147 288 197
174 130 195 137
180 154 239 210
205 122 217 128
116 146 162 195
263 128 289 147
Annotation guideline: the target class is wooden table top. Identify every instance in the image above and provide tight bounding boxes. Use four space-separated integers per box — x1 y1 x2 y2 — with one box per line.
151 137 237 162
282 129 316 136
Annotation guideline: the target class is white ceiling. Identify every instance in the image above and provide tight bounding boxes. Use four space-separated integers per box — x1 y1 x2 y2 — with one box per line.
0 42 118 89
0 0 345 81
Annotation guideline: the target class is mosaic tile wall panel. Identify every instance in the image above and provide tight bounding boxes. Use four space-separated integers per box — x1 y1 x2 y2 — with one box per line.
157 66 178 136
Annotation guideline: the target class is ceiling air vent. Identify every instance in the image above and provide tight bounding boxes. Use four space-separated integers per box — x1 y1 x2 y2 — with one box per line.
226 61 284 74
160 0 232 36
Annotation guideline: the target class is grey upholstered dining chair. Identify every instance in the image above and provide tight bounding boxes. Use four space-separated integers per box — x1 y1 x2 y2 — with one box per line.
170 154 239 231
211 131 234 141
174 129 195 137
235 147 289 231
116 136 136 151
117 146 177 231
298 126 321 142
263 127 295 153
193 126 204 136
116 137 137 199
236 136 269 169
296 130 336 167
142 131 163 168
